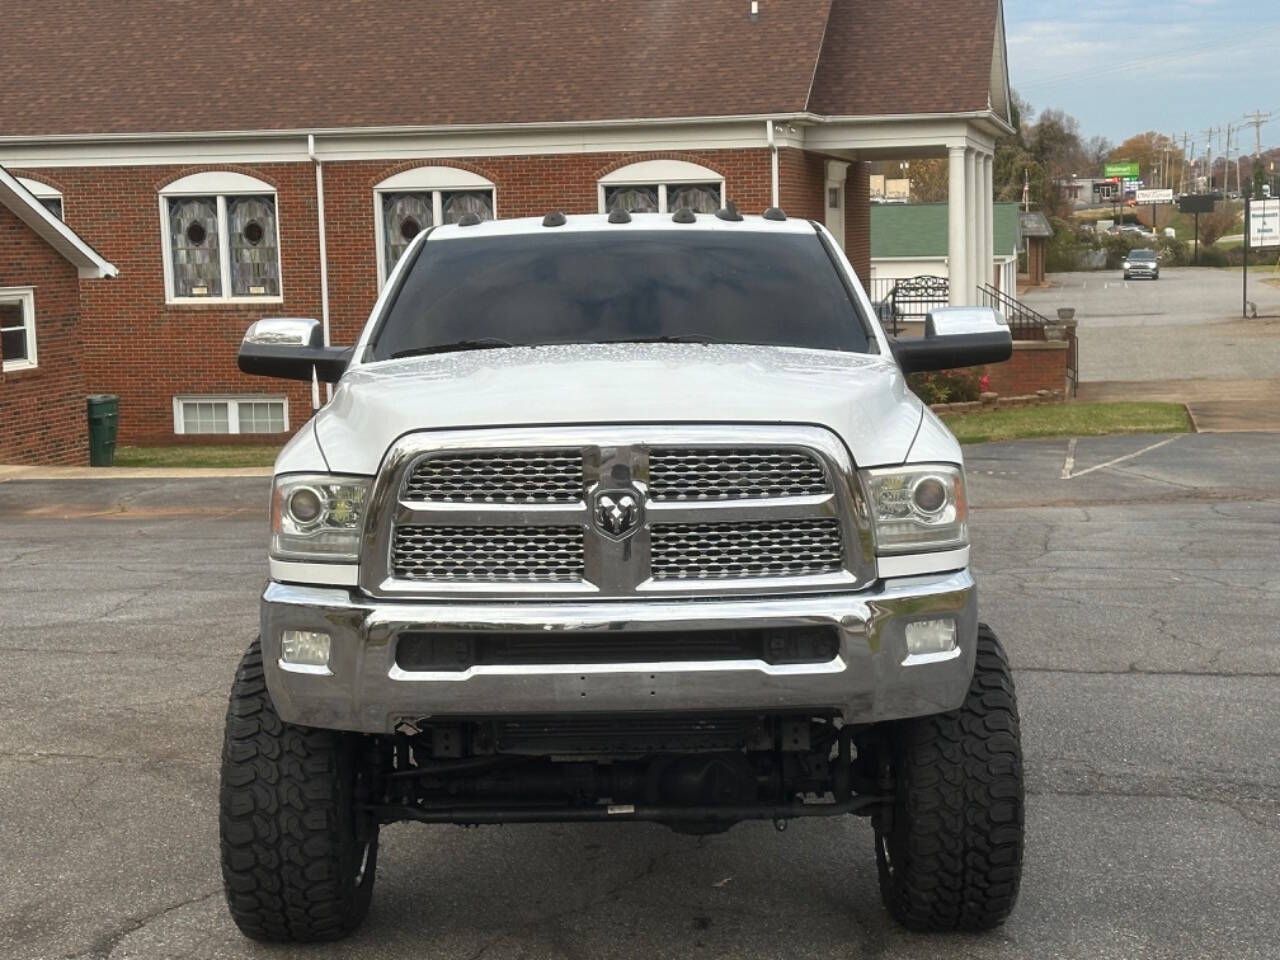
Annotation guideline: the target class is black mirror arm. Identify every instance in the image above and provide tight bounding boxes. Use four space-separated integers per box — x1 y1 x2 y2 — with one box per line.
238 344 353 383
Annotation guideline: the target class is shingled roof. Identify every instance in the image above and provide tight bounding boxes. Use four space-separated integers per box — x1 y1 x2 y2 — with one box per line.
0 0 1004 138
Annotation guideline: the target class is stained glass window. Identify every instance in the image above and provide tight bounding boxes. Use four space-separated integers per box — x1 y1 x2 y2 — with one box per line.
667 183 721 214
228 195 279 296
382 192 434 276
605 185 659 213
442 190 494 224
168 197 221 297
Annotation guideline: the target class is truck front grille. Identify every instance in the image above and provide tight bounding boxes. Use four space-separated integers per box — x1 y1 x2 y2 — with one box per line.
403 450 583 503
650 518 844 580
648 448 829 501
392 525 584 582
370 427 866 598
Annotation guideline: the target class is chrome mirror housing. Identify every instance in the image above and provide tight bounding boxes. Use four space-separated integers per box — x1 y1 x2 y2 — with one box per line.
243 317 323 348
924 306 1008 338
891 306 1013 374
238 318 351 383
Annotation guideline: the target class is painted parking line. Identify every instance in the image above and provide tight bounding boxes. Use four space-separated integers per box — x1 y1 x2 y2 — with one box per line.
1062 434 1182 480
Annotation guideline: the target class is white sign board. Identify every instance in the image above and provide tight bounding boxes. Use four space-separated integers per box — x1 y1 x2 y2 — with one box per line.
1250 199 1280 248
1135 188 1174 203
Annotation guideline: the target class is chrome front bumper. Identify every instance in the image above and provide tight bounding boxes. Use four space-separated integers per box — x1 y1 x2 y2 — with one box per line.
260 571 978 734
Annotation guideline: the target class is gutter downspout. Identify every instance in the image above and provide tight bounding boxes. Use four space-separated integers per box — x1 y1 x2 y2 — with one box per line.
767 120 779 208
309 133 332 404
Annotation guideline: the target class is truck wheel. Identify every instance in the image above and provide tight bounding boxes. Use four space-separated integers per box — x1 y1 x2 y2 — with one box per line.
872 624 1024 932
219 639 378 942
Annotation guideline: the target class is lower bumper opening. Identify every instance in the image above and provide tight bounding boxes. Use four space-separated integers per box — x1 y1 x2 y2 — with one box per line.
394 626 840 672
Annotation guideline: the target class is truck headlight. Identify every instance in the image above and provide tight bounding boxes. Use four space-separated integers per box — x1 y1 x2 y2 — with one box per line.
861 464 967 554
271 474 370 562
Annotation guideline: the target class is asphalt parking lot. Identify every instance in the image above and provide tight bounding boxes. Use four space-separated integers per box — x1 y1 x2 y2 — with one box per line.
3 432 1279 960
1020 267 1280 383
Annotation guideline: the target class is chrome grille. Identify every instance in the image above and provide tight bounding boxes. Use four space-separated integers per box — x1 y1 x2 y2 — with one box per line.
392 525 584 582
403 450 583 503
650 518 843 580
649 448 829 501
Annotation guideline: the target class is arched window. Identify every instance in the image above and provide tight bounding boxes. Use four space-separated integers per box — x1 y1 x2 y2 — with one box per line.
598 160 725 215
374 167 496 285
158 171 281 302
17 178 63 220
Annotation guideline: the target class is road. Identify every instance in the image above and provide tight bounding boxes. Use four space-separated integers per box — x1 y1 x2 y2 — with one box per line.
1020 267 1280 383
2 433 1279 959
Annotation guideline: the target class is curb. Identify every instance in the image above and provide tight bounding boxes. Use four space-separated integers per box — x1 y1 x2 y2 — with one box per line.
0 465 273 482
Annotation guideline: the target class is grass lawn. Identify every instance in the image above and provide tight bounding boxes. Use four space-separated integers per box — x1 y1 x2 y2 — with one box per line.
113 445 281 467
940 402 1192 445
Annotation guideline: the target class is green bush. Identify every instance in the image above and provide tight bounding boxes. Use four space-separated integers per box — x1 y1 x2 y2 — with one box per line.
1156 236 1190 266
908 369 988 404
1045 218 1090 272
1195 245 1229 267
1226 245 1280 267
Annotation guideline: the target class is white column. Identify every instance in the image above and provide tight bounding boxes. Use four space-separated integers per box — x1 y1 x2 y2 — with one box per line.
964 148 978 303
948 146 968 306
983 152 995 289
824 159 850 250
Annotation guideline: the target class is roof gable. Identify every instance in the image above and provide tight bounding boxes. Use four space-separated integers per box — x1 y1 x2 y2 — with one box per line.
808 0 1001 117
0 167 117 278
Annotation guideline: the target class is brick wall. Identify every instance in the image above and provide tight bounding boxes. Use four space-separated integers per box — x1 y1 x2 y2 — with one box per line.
845 161 872 286
0 203 90 465
984 340 1069 396
18 145 850 444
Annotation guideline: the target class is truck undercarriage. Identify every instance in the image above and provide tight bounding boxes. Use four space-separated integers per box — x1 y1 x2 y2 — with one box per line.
363 714 888 832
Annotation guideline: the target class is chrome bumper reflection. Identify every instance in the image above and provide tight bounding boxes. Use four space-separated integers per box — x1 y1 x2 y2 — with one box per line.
260 571 978 734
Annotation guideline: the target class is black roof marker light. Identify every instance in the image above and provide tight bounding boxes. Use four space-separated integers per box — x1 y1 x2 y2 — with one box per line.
715 201 744 222
608 208 632 224
456 212 482 227
671 206 697 223
762 206 788 221
542 211 566 227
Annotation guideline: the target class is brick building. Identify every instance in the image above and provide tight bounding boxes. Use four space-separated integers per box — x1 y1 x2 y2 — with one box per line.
0 167 117 465
0 0 1012 451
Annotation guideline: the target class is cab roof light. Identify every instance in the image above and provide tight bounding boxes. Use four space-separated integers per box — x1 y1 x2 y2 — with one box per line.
455 212 482 227
762 206 788 221
715 201 744 222
608 208 632 224
542 211 566 227
671 206 697 223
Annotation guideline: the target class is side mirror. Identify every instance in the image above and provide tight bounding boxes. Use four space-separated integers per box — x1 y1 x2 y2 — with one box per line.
890 307 1012 374
237 318 351 383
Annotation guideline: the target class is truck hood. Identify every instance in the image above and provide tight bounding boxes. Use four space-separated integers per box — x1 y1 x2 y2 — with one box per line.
311 343 924 475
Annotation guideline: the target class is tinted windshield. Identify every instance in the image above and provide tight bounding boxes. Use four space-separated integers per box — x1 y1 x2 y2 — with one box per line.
368 230 873 360
1130 250 1156 260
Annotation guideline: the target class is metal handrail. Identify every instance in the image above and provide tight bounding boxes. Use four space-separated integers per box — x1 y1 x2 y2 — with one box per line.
977 283 1050 339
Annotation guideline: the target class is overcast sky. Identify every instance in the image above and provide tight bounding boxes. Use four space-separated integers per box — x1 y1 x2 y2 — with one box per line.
1005 0 1279 154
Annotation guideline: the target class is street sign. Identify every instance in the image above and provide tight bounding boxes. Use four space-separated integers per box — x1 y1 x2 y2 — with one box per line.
1249 199 1280 248
1135 188 1174 203
1105 162 1140 178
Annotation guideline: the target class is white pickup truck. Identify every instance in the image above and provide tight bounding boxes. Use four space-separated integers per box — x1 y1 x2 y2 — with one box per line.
221 209 1023 942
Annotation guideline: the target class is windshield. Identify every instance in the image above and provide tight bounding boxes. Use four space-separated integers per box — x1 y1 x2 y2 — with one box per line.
1129 250 1156 260
367 230 873 360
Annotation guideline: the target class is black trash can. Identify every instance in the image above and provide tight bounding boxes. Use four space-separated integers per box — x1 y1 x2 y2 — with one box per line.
87 394 119 466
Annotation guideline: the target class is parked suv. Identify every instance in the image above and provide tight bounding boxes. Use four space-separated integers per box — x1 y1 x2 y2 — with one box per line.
1124 248 1160 280
222 210 1024 942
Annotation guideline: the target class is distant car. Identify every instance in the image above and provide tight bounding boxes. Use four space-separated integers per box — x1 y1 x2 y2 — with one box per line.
1124 248 1160 280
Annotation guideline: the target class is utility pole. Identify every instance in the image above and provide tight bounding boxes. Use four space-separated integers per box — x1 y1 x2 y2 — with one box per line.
1224 124 1233 194
1242 109 1273 196
1202 126 1215 192
1181 132 1191 194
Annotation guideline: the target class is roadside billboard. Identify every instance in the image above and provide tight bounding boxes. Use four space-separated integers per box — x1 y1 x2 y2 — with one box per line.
1135 188 1174 204
1104 162 1140 178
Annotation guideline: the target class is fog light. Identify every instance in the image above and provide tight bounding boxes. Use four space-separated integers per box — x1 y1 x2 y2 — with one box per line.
281 629 331 669
904 618 957 658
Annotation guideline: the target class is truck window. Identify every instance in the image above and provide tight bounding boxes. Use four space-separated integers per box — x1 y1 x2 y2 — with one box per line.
369 230 872 360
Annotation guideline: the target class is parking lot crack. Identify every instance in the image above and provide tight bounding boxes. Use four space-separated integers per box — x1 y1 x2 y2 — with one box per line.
65 888 220 960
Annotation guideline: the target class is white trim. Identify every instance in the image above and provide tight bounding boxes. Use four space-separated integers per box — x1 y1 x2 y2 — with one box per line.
0 167 116 277
877 547 970 579
172 394 289 435
159 170 275 195
0 286 37 372
16 176 60 199
373 167 498 286
158 186 284 305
